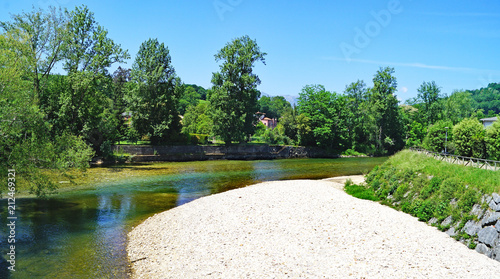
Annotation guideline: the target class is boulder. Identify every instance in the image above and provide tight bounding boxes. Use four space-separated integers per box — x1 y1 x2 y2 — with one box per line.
489 200 500 212
496 220 500 232
463 220 482 236
481 211 500 226
446 227 457 237
427 217 438 225
441 216 453 227
470 204 485 219
482 194 493 204
477 227 499 247
493 245 500 261
475 243 492 257
492 193 500 204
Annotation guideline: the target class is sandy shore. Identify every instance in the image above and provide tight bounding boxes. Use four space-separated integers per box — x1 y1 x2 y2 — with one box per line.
127 177 500 278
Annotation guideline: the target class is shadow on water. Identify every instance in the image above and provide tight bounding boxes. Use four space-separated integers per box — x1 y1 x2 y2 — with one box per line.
0 157 386 278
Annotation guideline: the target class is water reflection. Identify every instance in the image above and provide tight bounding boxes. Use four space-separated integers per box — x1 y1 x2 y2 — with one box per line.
0 157 386 278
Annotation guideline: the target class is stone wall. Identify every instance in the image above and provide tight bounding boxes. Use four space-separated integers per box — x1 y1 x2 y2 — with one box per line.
111 145 339 162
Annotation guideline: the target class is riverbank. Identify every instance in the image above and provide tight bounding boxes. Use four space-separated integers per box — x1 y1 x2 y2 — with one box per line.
111 144 339 163
127 177 500 278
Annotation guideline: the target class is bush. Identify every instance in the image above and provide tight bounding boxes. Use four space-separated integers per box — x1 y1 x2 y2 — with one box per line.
452 118 486 158
344 181 378 201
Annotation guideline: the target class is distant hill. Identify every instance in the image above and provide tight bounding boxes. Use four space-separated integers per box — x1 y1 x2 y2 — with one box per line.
468 83 500 114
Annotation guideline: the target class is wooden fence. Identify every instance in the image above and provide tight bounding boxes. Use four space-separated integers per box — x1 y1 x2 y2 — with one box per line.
409 147 500 171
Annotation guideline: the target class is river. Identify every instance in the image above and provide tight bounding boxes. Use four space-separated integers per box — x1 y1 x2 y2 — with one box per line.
0 157 386 278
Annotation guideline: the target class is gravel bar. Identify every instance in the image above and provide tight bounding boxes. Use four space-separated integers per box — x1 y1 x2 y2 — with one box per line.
127 178 500 278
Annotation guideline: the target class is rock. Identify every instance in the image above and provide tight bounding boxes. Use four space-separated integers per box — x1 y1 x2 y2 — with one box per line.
489 199 500 212
496 220 500 232
470 204 485 219
441 216 453 227
427 217 438 225
492 193 500 204
493 246 500 261
482 194 493 204
481 195 493 203
475 243 492 257
446 227 457 237
477 227 499 247
481 211 500 226
463 220 482 236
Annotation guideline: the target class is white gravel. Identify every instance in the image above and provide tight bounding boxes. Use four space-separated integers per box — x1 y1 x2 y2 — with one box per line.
127 178 500 278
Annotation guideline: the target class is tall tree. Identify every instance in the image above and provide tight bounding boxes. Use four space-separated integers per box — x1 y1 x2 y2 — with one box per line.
297 84 349 150
369 67 403 154
127 38 183 145
416 81 441 125
47 5 129 152
0 6 68 96
344 80 371 150
208 35 267 144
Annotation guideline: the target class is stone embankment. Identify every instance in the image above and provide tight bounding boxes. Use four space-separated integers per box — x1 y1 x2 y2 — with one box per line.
112 145 338 162
435 193 500 260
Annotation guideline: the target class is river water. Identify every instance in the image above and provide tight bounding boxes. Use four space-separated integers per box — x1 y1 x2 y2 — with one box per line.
0 157 386 278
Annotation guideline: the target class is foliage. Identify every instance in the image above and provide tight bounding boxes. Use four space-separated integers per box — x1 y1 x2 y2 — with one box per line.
468 82 500 115
258 95 292 119
127 38 182 145
368 67 404 154
182 101 212 135
416 81 441 125
365 150 500 234
423 120 453 152
208 35 266 144
178 86 201 115
452 118 486 158
441 90 475 124
485 117 500 160
297 84 349 150
344 180 378 201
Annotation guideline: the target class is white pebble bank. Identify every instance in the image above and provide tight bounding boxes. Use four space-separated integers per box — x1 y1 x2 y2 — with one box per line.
127 178 500 278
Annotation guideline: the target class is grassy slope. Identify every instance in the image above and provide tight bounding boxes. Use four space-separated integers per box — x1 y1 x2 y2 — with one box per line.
362 150 500 241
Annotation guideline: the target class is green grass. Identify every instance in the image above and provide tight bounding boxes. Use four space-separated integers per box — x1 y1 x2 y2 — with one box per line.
364 149 500 234
344 180 379 201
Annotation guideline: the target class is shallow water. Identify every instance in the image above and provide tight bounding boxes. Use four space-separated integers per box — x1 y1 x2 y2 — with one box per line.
0 157 386 278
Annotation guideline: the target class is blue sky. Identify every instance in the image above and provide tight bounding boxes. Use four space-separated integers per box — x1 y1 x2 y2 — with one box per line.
2 0 500 102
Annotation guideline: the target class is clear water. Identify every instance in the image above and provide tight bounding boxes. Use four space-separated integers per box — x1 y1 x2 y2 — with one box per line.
0 157 386 278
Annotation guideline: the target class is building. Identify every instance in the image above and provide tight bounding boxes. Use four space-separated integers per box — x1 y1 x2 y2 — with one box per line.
480 117 498 128
256 112 278 129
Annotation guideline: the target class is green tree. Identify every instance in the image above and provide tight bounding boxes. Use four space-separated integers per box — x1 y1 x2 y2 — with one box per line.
182 101 212 135
127 38 183 145
0 26 94 197
453 118 486 158
208 35 266 144
416 81 441 125
0 6 68 96
297 84 349 150
485 117 500 160
39 5 129 153
369 67 403 154
441 90 476 124
258 95 292 119
344 80 371 151
423 120 453 152
178 86 201 115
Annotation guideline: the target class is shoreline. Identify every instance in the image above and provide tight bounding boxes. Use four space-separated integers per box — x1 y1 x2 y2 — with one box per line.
127 176 500 278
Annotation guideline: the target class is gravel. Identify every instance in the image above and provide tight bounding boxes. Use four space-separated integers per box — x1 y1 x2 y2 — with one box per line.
127 178 500 278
